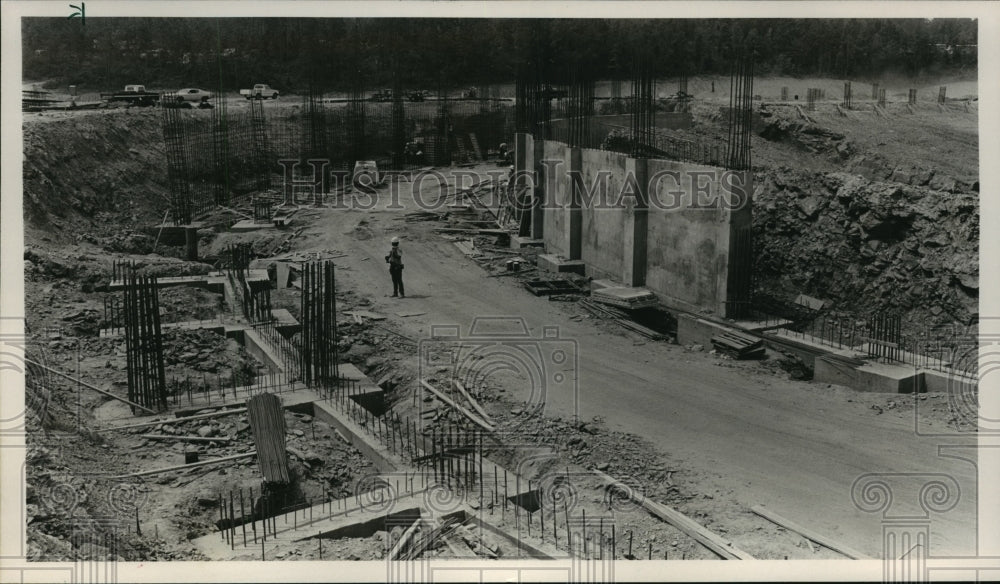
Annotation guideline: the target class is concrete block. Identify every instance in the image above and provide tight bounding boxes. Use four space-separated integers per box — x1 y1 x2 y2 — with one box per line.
590 279 622 291
510 236 545 249
854 362 919 393
536 254 586 275
677 313 739 349
921 369 977 394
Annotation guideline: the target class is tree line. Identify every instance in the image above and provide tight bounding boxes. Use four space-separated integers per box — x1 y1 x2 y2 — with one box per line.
22 18 977 93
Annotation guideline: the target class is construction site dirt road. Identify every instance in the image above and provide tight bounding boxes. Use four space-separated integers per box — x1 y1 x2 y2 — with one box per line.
204 164 976 559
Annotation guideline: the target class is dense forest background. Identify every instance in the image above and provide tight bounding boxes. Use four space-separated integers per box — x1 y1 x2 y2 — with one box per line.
22 18 977 92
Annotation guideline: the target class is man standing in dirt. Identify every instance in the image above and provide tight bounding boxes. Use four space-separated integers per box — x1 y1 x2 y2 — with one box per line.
386 236 405 297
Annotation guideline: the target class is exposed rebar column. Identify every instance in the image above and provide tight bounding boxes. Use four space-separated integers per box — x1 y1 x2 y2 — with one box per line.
253 200 272 223
122 264 167 413
871 82 880 100
567 67 595 149
391 73 406 172
630 53 655 158
842 81 853 110
725 47 754 171
908 89 918 105
347 81 367 171
878 89 887 108
162 105 192 225
431 88 451 166
299 260 339 387
211 94 231 207
806 87 818 112
867 312 902 362
249 99 272 192
611 78 623 114
780 86 789 101
938 86 947 104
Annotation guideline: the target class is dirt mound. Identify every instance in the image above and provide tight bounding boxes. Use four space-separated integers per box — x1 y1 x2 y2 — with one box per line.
23 110 170 245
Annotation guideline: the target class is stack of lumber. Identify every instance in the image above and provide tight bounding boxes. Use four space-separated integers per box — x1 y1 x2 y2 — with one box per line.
710 330 765 359
247 393 291 484
592 287 659 309
579 298 665 341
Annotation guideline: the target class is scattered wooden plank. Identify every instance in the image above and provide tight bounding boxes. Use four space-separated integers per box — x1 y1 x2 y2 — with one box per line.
397 311 426 317
750 505 872 560
25 358 157 415
140 434 232 443
345 310 387 320
420 379 494 432
373 324 417 344
453 380 493 425
95 408 248 433
388 517 421 560
594 470 754 560
112 451 256 479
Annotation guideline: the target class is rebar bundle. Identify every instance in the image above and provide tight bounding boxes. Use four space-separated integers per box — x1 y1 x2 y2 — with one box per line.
249 99 271 192
807 88 820 112
567 68 595 149
211 95 231 207
247 393 291 484
302 85 329 165
515 24 551 138
610 78 624 114
162 105 192 225
390 75 406 172
103 296 124 334
347 84 367 169
429 89 451 166
725 48 754 171
867 312 902 362
629 54 655 158
122 264 167 413
226 243 271 323
253 200 272 224
299 260 339 387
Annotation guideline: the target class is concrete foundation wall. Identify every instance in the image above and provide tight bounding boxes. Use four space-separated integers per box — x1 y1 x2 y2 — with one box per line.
542 141 570 258
520 132 751 317
644 160 750 315
579 148 628 282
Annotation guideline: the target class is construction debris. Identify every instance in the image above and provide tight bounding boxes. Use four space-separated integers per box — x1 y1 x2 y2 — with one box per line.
591 286 659 310
247 393 291 484
710 331 765 359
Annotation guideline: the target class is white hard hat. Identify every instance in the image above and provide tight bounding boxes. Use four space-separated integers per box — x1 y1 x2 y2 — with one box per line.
391 236 399 244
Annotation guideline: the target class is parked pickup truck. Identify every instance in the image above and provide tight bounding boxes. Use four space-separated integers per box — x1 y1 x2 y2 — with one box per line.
240 84 279 100
100 84 160 107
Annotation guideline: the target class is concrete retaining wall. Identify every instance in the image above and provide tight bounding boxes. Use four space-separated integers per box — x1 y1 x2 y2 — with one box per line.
518 132 752 317
542 140 570 258
579 148 628 281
